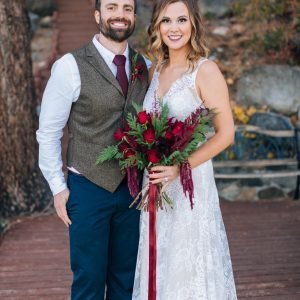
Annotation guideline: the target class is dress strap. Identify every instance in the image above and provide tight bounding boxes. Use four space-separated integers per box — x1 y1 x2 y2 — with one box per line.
191 58 208 82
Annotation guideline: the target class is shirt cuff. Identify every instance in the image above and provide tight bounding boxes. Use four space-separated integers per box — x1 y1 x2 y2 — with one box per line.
50 177 68 196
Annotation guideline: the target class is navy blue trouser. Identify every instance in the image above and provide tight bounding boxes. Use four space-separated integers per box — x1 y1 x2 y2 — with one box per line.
66 171 140 300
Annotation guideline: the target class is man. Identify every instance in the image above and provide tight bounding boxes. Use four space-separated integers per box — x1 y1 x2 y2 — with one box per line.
36 1 149 299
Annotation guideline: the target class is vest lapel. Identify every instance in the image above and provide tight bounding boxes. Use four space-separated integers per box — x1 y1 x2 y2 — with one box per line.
85 42 124 97
124 48 140 112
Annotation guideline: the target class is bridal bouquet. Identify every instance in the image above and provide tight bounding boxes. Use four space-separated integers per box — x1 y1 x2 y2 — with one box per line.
97 102 215 210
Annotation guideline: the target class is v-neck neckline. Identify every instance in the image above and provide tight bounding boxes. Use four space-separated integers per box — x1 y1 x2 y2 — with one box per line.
154 68 189 101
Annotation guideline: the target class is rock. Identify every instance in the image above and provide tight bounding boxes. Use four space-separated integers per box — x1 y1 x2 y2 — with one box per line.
199 0 234 17
236 65 300 114
250 112 294 130
28 12 40 34
258 187 285 199
40 16 53 28
212 26 229 36
239 187 257 201
217 182 241 201
26 0 56 17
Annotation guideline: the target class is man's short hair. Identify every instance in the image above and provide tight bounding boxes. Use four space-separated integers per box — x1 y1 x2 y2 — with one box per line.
95 0 137 13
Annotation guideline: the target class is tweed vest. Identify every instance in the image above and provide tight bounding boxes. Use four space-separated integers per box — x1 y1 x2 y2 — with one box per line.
68 41 148 192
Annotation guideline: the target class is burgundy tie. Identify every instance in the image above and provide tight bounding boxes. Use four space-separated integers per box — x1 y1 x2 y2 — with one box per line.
113 55 129 98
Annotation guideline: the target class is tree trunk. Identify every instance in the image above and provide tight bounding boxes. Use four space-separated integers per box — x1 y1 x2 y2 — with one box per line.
0 0 50 220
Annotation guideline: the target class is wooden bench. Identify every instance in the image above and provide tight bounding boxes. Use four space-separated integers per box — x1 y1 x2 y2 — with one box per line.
213 125 300 199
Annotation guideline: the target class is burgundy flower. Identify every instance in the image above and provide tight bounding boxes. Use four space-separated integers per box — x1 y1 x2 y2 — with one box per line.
126 135 138 148
118 142 130 153
131 63 144 83
143 128 156 144
137 111 148 125
124 149 135 159
147 149 160 164
164 131 174 140
172 121 185 136
114 128 125 141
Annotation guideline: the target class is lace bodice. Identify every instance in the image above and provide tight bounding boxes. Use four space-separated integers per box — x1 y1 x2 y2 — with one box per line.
143 58 208 120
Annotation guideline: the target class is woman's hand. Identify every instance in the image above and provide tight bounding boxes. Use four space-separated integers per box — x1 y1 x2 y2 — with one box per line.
149 165 180 185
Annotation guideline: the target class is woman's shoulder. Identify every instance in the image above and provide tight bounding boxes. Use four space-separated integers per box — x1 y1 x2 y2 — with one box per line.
195 58 224 84
196 58 220 76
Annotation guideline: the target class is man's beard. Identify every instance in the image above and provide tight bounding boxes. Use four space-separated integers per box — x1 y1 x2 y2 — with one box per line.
99 16 135 42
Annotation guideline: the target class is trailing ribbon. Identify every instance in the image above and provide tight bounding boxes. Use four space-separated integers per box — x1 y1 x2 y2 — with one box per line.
148 181 157 300
180 160 194 209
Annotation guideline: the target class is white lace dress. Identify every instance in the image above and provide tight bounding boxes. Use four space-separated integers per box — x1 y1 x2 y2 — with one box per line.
133 59 237 300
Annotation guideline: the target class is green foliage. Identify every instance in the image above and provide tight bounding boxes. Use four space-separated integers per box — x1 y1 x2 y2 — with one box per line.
132 102 142 114
119 156 137 170
248 28 285 54
263 29 284 51
127 113 145 144
96 145 119 165
151 104 169 138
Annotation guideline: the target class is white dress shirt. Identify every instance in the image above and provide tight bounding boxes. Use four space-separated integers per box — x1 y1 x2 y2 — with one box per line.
36 35 151 196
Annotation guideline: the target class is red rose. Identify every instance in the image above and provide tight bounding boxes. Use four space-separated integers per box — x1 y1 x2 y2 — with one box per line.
137 111 148 125
172 121 184 136
114 128 125 141
147 149 160 164
164 131 174 140
118 142 130 153
124 149 135 159
143 129 156 144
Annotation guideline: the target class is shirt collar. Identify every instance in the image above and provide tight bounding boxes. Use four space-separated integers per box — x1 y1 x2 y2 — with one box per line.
93 34 129 65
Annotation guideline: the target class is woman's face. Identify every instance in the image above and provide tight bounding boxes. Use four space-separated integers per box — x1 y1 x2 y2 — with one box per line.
159 2 192 52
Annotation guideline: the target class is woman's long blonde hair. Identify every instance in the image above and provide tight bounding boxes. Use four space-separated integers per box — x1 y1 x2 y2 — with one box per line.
148 0 209 71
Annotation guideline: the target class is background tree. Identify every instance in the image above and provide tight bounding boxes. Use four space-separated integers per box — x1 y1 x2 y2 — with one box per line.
0 0 50 223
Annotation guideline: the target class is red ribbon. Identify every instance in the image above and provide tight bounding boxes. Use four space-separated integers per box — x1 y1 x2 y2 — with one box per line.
148 182 157 300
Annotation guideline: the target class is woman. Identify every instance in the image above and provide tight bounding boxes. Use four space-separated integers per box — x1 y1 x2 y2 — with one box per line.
133 0 237 299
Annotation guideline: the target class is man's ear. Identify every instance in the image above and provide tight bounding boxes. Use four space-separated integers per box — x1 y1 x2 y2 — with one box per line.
94 10 100 24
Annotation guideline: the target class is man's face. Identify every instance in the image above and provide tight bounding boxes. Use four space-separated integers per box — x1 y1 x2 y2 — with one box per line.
95 0 136 42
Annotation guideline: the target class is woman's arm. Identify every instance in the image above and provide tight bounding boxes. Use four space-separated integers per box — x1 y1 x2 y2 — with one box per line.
188 60 234 168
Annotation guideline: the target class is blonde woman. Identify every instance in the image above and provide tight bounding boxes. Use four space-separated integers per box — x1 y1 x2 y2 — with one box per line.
133 0 237 299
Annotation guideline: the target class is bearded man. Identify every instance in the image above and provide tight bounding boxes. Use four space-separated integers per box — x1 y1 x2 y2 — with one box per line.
36 1 149 299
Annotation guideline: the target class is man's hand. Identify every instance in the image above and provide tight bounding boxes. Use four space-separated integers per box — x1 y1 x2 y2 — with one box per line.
54 188 72 227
